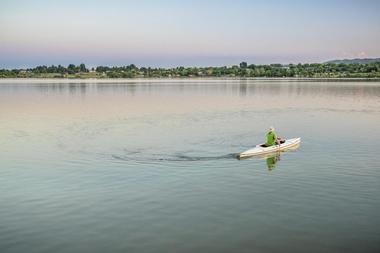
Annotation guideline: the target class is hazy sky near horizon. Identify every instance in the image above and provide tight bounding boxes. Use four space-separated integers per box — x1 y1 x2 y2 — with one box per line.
1 0 380 68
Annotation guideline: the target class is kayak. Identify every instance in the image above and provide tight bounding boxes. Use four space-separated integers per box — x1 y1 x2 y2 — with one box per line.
237 137 301 159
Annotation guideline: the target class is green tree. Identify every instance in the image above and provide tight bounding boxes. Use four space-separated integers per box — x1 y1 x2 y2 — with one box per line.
79 63 88 72
239 62 248 68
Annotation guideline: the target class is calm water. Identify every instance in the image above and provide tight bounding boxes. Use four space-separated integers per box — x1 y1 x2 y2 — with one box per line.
1 79 380 253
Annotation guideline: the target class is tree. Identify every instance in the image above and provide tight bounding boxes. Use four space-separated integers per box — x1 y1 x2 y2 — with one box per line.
79 63 88 72
240 62 248 68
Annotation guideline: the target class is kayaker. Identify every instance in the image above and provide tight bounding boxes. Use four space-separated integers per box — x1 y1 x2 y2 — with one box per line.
262 126 283 147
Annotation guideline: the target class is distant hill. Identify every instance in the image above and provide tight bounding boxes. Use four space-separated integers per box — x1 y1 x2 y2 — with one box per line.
325 58 380 64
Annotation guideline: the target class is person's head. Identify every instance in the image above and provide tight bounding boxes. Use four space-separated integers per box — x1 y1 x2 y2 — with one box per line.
269 126 275 132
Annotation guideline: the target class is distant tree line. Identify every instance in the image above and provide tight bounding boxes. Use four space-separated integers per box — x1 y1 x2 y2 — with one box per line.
1 62 380 78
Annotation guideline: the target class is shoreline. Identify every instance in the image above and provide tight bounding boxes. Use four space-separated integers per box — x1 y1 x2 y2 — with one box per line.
1 77 380 83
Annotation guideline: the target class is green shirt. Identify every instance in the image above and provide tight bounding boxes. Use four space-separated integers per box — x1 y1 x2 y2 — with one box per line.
265 131 277 146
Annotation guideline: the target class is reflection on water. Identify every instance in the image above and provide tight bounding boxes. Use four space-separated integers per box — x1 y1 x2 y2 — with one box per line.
237 150 283 170
266 154 280 171
1 79 380 253
1 79 380 99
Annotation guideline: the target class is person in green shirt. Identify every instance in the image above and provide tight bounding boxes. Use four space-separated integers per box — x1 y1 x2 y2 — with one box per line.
262 126 283 147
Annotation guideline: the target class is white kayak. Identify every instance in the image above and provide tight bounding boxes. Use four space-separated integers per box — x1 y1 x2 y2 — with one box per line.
238 137 301 159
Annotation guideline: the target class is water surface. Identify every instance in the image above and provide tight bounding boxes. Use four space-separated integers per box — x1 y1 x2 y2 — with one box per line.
1 79 380 253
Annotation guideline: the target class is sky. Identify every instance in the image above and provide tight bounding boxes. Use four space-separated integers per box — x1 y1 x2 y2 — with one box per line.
1 0 380 68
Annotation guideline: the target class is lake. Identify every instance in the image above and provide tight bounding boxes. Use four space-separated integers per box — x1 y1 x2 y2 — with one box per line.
1 79 379 253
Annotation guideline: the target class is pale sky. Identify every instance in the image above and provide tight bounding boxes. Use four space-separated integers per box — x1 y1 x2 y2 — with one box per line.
1 0 380 68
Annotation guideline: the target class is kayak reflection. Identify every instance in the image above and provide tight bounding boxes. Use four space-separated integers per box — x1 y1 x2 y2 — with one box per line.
239 152 282 171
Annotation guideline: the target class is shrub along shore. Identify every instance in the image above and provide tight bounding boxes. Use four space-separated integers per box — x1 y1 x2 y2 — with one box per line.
1 62 380 79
